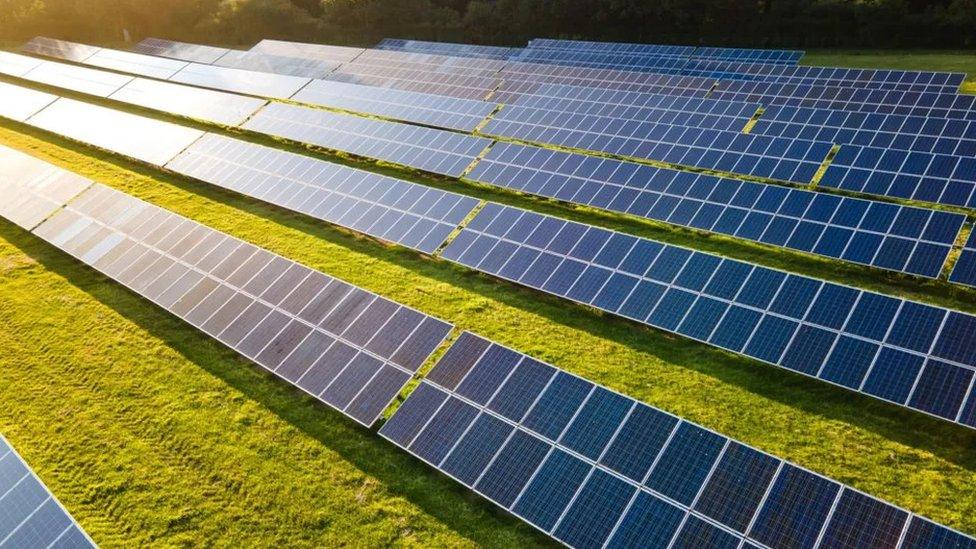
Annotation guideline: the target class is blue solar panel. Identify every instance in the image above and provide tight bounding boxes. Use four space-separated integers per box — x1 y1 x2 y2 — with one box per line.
712 80 976 120
165 134 479 254
291 79 498 132
242 102 492 177
440 202 976 428
753 105 976 157
526 39 804 65
949 232 976 288
380 332 976 548
481 107 831 184
376 38 521 60
0 435 95 548
821 144 976 209
465 142 963 277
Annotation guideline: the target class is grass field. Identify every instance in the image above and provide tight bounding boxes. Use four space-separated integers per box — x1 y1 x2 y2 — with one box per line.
0 49 975 547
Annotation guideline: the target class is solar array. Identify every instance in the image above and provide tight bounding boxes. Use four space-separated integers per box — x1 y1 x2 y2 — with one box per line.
242 102 491 177
950 232 976 288
526 38 804 65
248 39 365 63
165 134 480 254
381 332 975 549
0 144 93 230
376 38 522 60
17 174 451 427
467 142 965 277
107 77 268 127
212 50 340 79
133 37 232 64
442 202 976 428
0 434 95 548
168 62 312 100
482 104 833 185
292 79 498 132
821 144 976 209
493 64 715 103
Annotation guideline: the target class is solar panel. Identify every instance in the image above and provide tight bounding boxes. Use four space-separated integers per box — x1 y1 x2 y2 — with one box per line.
18 179 451 427
292 79 498 132
165 134 480 254
349 49 507 75
526 38 697 57
380 332 976 548
84 48 189 80
693 46 804 64
168 63 312 100
242 102 491 177
441 202 976 429
820 144 976 209
108 77 268 127
481 104 832 185
753 105 976 157
248 39 365 64
324 65 499 100
949 232 976 288
0 145 93 230
0 434 95 548
212 50 340 79
132 37 232 64
20 36 100 62
376 38 521 60
467 142 964 278
10 57 134 98
0 50 45 77
24 98 205 166
0 82 57 122
712 80 976 120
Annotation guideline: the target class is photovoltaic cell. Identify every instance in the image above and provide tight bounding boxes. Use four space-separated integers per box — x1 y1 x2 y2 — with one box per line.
212 50 340 79
292 79 498 132
165 134 479 254
242 102 491 177
0 82 57 122
15 178 451 427
24 98 205 166
21 36 100 62
0 434 95 548
108 77 268 127
466 142 965 278
84 48 189 80
248 39 365 64
133 37 232 64
440 202 976 429
380 332 975 548
480 106 833 184
949 232 976 288
0 145 93 230
376 38 521 60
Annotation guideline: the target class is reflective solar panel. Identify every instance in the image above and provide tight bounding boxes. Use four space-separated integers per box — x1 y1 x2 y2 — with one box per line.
165 134 479 254
467 142 964 278
323 65 499 100
481 104 832 185
13 57 133 98
440 202 976 428
292 79 498 132
821 144 976 209
381 332 976 548
168 63 312 100
242 102 491 177
249 39 365 63
0 81 57 122
949 232 976 289
0 434 95 548
21 36 100 62
350 49 507 74
0 50 44 77
23 98 205 167
376 38 521 60
84 48 189 80
212 50 340 79
527 38 696 57
20 180 451 427
753 105 976 157
133 37 232 64
108 77 268 126
0 145 93 230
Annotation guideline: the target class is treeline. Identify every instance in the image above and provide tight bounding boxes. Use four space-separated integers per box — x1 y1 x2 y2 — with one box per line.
1 0 974 49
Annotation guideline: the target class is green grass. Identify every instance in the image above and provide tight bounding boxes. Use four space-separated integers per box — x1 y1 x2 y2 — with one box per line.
804 50 976 92
1 49 976 547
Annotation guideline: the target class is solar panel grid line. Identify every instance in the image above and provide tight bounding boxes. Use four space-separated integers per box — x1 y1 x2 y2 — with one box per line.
382 333 976 548
439 204 976 428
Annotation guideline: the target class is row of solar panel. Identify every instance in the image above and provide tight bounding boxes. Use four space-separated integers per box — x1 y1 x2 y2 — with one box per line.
3 154 451 427
468 142 965 278
951 232 976 288
442 202 976 429
5 147 974 549
381 332 976 549
0 434 95 548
